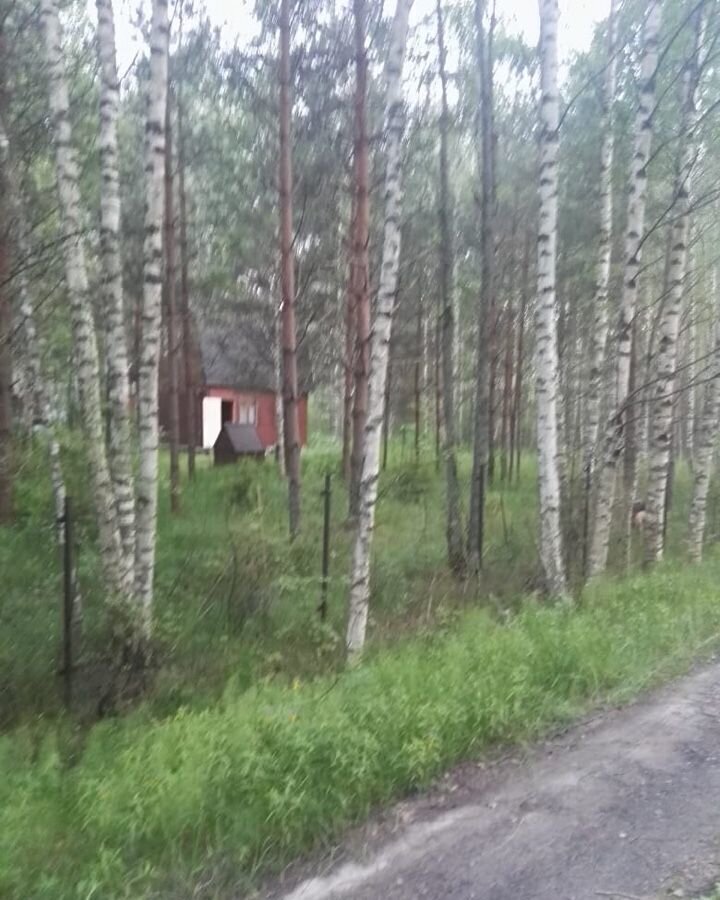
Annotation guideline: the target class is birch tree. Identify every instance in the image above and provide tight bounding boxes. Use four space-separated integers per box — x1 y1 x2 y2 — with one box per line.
582 0 617 556
40 0 124 594
96 0 136 589
135 0 169 629
688 262 720 562
0 110 67 539
534 0 567 597
645 4 704 565
588 0 661 578
436 0 465 574
346 0 414 663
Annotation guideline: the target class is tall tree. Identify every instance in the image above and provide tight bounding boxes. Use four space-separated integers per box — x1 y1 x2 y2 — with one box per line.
582 0 617 564
0 21 12 526
644 3 705 565
588 0 661 578
468 0 494 572
96 0 136 587
177 7 196 480
40 0 124 593
164 85 181 514
279 0 302 539
688 261 720 562
346 0 414 662
135 0 170 632
534 0 567 596
436 0 465 574
349 0 371 518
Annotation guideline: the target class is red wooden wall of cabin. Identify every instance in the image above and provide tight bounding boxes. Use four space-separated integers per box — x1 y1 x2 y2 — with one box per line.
203 386 308 448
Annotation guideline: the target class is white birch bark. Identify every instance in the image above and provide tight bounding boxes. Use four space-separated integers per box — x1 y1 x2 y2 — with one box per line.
644 8 703 564
588 0 661 578
96 0 136 592
688 263 720 562
40 0 124 593
346 0 414 662
0 115 67 538
583 0 617 482
534 0 567 597
135 0 169 632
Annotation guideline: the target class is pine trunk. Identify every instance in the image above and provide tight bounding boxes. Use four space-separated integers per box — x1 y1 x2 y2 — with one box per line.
349 0 371 517
346 0 413 663
164 87 181 515
0 31 12 526
40 0 124 594
534 0 567 597
436 0 465 574
468 0 494 571
135 0 169 631
588 0 661 578
279 0 302 539
177 58 196 479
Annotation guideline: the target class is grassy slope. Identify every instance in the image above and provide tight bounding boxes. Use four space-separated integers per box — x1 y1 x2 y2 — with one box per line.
2 438 720 897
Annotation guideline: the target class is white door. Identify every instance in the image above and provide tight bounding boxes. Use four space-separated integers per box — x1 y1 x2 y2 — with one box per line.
202 396 222 448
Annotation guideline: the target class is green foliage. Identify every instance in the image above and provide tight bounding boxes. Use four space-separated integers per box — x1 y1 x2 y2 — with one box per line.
2 553 720 896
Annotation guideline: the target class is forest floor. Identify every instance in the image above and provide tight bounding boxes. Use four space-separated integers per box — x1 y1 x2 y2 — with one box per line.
261 659 720 900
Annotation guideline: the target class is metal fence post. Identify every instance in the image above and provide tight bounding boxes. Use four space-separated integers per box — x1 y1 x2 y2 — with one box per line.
319 473 331 620
62 496 74 710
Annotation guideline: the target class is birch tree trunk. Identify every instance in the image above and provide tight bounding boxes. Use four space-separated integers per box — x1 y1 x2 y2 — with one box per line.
582 0 617 558
164 86 181 515
279 0 302 539
468 0 494 571
96 0 136 589
40 0 124 593
688 263 720 562
644 6 703 565
346 0 414 663
0 114 67 537
534 0 567 597
135 0 169 631
588 0 661 578
436 0 465 574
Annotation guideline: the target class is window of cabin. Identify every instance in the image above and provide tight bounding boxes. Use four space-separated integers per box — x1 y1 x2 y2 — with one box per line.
221 400 233 425
238 400 256 425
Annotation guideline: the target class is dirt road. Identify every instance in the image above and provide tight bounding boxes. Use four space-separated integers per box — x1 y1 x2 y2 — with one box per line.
266 660 720 900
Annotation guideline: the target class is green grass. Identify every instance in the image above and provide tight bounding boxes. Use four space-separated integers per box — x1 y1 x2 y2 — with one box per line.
2 435 720 897
2 557 720 897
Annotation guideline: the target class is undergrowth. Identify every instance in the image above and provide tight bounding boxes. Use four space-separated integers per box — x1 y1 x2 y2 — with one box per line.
2 558 720 897
3 437 720 896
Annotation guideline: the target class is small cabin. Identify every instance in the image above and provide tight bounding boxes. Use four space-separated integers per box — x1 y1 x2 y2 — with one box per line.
158 303 309 453
213 423 265 464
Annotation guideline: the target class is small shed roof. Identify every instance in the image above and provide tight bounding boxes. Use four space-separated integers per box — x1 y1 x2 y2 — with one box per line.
217 423 265 454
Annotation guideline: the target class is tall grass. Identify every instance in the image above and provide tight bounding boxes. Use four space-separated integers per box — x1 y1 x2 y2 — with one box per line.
2 558 720 897
2 436 720 896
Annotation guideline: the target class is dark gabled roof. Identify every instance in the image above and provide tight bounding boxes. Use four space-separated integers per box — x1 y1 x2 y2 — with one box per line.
199 317 275 392
216 423 265 454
